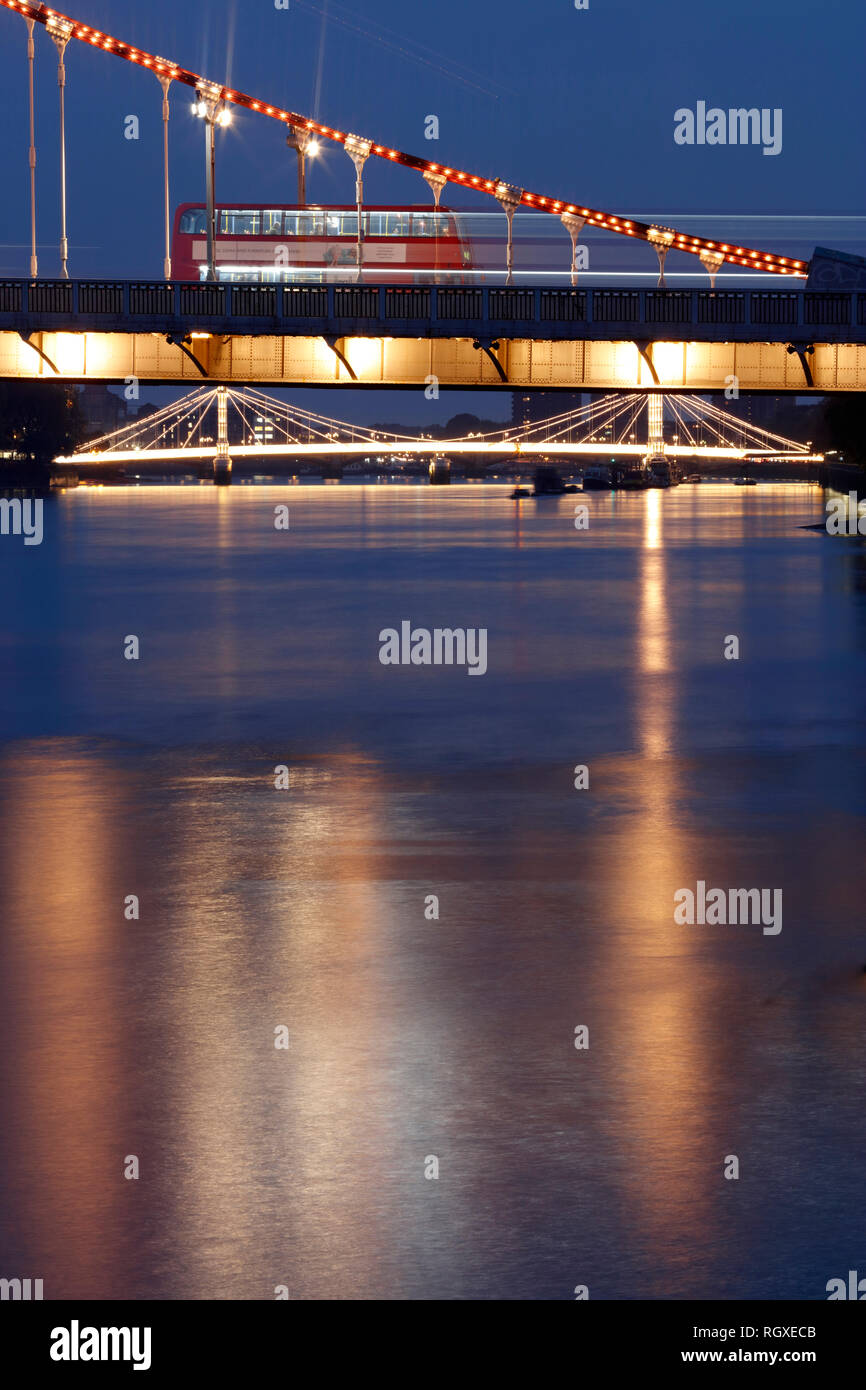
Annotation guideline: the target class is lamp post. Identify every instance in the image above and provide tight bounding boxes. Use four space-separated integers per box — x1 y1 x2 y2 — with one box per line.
24 16 38 279
286 126 320 206
192 87 231 282
344 135 372 282
46 14 74 279
157 75 172 280
495 181 522 286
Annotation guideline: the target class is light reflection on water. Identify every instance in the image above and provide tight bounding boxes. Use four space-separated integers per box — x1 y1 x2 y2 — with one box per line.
1 482 865 1300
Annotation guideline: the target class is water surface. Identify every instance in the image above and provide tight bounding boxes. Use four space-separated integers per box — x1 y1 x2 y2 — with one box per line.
1 482 864 1299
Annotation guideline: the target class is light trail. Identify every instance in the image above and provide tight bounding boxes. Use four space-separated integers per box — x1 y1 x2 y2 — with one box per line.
59 441 826 465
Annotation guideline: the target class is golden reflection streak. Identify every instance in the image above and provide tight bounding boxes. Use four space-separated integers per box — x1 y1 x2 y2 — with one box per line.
638 489 671 748
162 754 407 1296
0 745 128 1291
601 491 717 1272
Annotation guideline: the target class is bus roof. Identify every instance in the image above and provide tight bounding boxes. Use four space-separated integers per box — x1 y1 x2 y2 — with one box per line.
175 202 456 212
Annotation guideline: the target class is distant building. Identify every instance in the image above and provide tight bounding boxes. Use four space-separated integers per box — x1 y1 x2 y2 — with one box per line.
78 386 166 443
78 385 128 439
718 392 821 444
253 413 275 445
511 391 588 429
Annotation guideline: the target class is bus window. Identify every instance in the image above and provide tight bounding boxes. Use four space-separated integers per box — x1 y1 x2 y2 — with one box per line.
219 210 261 235
412 214 434 237
298 212 324 236
261 210 283 235
386 212 410 236
179 209 206 234
366 213 386 236
325 213 358 236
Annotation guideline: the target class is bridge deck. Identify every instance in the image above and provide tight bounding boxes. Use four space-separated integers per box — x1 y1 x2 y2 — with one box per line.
1 280 864 344
2 281 866 390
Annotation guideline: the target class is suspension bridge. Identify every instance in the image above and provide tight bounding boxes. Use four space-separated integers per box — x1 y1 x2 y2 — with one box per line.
57 386 820 482
1 2 866 391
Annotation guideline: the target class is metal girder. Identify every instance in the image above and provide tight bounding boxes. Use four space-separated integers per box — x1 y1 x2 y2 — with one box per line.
634 341 660 385
165 333 208 376
322 336 358 381
787 343 815 388
2 331 866 391
16 330 58 374
472 338 507 382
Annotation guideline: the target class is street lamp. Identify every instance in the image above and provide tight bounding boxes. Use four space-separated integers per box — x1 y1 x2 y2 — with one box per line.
22 14 38 278
286 126 320 206
192 88 231 282
46 14 74 279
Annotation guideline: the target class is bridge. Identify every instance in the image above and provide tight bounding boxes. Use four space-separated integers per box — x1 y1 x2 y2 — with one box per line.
2 279 865 392
56 384 819 483
2 2 866 391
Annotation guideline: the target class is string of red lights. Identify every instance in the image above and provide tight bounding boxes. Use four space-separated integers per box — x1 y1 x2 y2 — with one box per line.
1 0 809 278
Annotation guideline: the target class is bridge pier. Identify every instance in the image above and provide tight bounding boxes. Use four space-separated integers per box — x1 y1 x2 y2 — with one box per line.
428 458 451 485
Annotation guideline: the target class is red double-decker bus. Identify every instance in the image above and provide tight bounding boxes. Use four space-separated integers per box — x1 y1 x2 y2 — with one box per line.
171 203 474 283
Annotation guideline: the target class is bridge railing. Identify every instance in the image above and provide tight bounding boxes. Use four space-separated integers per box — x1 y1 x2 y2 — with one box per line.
1 280 864 341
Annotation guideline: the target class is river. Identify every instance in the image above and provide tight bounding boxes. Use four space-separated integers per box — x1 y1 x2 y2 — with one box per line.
1 480 864 1299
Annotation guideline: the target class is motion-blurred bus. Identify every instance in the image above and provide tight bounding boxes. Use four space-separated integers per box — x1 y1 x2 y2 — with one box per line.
172 203 474 282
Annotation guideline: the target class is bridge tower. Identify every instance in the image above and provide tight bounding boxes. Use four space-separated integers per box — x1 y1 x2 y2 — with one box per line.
213 385 231 484
646 394 664 462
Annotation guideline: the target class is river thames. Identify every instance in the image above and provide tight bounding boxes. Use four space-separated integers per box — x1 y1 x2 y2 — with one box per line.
1 481 864 1299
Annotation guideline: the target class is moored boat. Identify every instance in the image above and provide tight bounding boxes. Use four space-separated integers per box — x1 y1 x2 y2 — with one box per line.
618 467 649 490
581 465 612 491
